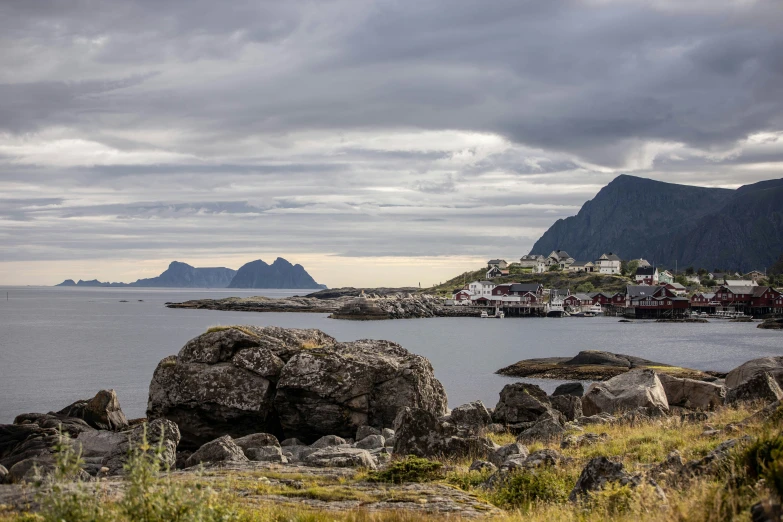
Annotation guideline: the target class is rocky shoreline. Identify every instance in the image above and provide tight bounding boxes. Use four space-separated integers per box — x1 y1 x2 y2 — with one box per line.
496 350 724 381
2 328 783 519
166 292 478 320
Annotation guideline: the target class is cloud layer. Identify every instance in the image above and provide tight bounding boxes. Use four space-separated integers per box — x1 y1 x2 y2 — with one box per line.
1 0 782 286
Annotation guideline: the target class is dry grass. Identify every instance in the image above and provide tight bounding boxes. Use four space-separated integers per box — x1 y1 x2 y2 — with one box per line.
3 403 779 522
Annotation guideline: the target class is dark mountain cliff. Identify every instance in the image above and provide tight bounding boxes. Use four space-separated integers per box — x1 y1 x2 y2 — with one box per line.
55 261 236 288
227 257 325 289
530 175 783 270
131 261 236 288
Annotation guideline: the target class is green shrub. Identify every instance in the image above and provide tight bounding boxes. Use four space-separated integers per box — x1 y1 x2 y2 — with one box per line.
490 468 571 510
38 425 243 522
445 469 493 491
744 431 783 499
368 456 443 484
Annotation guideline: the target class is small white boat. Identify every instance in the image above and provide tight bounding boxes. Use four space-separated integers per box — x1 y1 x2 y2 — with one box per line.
496 311 505 319
480 311 489 318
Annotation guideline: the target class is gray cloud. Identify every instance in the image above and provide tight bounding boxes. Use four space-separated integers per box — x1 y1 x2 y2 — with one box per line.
0 0 782 285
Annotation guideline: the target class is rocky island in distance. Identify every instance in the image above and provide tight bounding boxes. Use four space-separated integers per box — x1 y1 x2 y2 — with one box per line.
55 257 326 289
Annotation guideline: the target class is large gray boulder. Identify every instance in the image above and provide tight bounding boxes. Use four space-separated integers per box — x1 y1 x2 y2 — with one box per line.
657 373 725 410
725 357 783 389
57 389 129 431
147 327 447 448
493 383 551 425
233 433 280 454
582 369 669 416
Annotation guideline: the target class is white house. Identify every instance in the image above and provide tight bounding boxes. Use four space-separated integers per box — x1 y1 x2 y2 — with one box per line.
468 281 496 299
547 250 575 269
519 254 547 273
487 259 509 269
635 266 659 284
568 261 595 273
596 253 622 274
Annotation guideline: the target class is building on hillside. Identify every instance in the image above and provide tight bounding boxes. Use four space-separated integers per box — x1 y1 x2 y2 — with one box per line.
634 259 651 268
468 281 496 299
568 261 595 273
487 259 508 269
745 270 765 282
546 250 575 270
662 282 687 296
596 253 622 274
685 275 701 284
519 254 547 273
635 266 659 285
486 266 509 279
453 289 473 302
725 279 758 287
658 270 674 284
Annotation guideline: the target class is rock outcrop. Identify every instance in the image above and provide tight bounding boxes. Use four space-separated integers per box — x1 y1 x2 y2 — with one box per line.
392 408 494 459
725 357 783 389
657 373 725 410
147 327 448 448
726 373 783 405
56 389 129 431
582 369 669 416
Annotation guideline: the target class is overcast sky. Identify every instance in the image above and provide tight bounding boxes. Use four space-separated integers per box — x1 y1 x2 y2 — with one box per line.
1 0 782 287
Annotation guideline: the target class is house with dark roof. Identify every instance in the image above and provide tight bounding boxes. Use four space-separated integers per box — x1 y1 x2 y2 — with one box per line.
487 259 508 269
634 266 658 285
486 266 509 279
567 261 595 273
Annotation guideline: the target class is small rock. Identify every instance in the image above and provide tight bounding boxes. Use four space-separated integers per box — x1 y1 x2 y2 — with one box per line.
450 401 492 432
553 382 585 397
550 394 583 421
517 411 565 442
281 438 304 447
234 433 280 456
303 447 377 470
489 442 529 467
469 460 497 473
0 464 7 484
561 432 608 449
356 426 381 440
310 435 346 449
185 435 248 468
569 456 640 501
246 446 287 463
726 372 783 405
381 428 395 440
577 413 616 425
354 434 385 450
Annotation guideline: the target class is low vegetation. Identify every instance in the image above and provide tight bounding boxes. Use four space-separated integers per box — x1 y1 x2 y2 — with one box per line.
2 404 781 522
368 456 444 484
426 268 630 296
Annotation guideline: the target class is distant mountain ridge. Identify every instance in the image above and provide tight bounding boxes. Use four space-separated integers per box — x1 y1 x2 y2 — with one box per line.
55 258 326 289
530 175 783 271
228 258 326 289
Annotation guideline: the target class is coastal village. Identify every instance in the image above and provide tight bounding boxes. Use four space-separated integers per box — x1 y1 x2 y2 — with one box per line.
450 250 783 319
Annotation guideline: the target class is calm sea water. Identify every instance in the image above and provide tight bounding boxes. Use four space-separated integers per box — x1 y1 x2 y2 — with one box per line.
1 286 782 423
